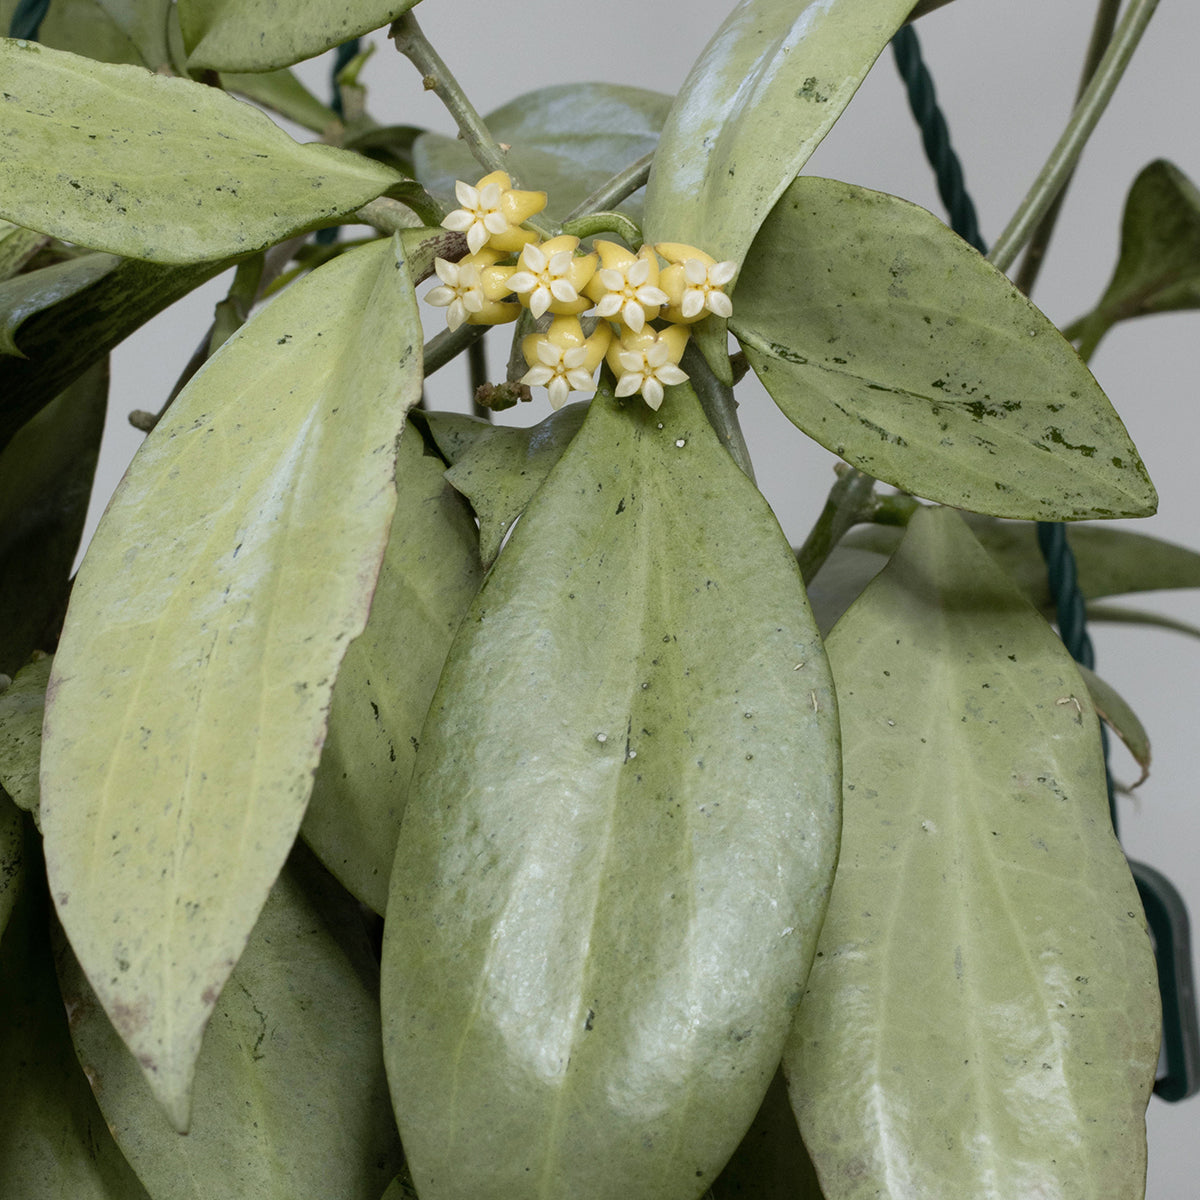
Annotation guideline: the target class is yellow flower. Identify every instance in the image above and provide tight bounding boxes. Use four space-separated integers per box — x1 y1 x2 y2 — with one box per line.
606 324 690 411
656 242 736 323
441 171 546 255
583 241 669 333
425 249 519 329
521 317 612 410
508 235 597 319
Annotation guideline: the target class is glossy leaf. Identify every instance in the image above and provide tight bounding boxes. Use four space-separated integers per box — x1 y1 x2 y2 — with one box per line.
382 381 841 1200
179 0 419 72
413 83 672 224
0 825 152 1200
40 234 423 1132
0 655 53 826
31 0 173 68
0 360 107 674
732 177 1157 520
0 252 230 452
0 40 401 263
57 845 404 1200
443 401 588 566
1066 160 1200 359
843 514 1200 610
302 422 483 916
785 506 1160 1200
1077 663 1150 788
642 0 914 268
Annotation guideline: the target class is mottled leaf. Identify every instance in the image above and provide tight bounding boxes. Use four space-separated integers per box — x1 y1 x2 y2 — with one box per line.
382 381 840 1200
0 40 401 263
413 83 672 224
302 423 483 916
0 655 52 826
0 360 107 673
179 0 419 72
40 235 422 1132
57 844 404 1200
732 178 1157 520
786 505 1160 1200
443 401 588 566
642 0 914 268
0 825 152 1200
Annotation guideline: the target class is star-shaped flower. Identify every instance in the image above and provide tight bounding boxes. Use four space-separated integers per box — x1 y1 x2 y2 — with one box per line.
656 242 736 323
521 317 612 410
584 241 669 333
441 171 546 255
607 325 691 411
425 250 518 329
508 235 597 319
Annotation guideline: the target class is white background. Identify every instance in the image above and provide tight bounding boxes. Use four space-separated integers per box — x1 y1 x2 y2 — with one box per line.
83 1 1200 1193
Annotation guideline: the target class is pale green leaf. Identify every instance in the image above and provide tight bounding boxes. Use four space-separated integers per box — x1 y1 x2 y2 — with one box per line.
732 177 1157 520
0 253 230 452
57 845 404 1200
180 0 418 72
40 234 422 1132
642 0 914 268
379 1171 420 1200
0 220 47 282
0 829 152 1200
1077 663 1150 788
443 401 588 566
0 789 22 939
302 423 483 916
1066 160 1200 359
0 40 402 263
416 409 495 466
0 655 53 827
0 360 107 674
221 67 341 135
1087 602 1200 641
413 83 672 224
382 381 841 1200
786 505 1160 1200
32 0 173 69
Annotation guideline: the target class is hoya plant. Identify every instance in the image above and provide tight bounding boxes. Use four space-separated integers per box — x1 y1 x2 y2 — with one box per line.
0 0 1196 1197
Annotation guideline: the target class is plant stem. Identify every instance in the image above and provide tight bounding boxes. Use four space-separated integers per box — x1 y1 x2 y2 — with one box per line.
389 11 552 239
560 211 643 248
794 468 879 584
988 0 1159 274
1013 0 1121 295
563 153 654 223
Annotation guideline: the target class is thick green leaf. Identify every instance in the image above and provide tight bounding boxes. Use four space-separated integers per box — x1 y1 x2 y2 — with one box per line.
413 83 673 224
221 67 341 135
844 514 1200 609
179 0 418 72
0 220 47 282
32 0 173 68
382 381 840 1200
1088 602 1200 641
40 234 422 1132
0 252 230 452
57 844 404 1200
416 409 496 466
0 40 401 263
302 422 483 916
642 0 914 268
785 506 1160 1200
0 360 107 674
1066 160 1200 358
443 401 588 566
0 655 53 826
0 824 153 1200
0 788 21 939
733 177 1157 520
1077 663 1150 788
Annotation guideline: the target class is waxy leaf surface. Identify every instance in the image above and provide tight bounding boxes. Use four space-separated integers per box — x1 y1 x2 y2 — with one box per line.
57 846 404 1200
40 235 422 1131
30 0 173 68
382 382 841 1200
180 0 418 72
413 83 672 225
0 40 401 263
786 506 1160 1200
733 178 1156 520
642 0 914 268
303 423 483 916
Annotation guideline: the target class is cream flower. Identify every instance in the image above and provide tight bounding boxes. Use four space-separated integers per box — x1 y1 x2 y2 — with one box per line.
606 325 690 412
425 250 519 329
583 241 669 333
508 235 596 319
656 242 736 323
441 171 545 255
521 317 611 410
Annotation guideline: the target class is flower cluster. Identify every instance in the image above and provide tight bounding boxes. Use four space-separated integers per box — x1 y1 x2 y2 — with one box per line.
424 172 736 412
